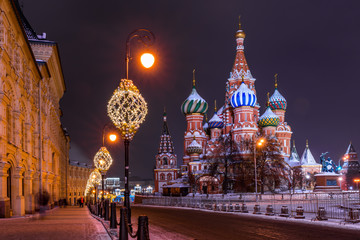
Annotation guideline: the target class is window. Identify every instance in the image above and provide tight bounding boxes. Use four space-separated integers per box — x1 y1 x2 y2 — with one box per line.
6 106 11 141
167 173 172 180
160 174 165 180
21 172 25 196
21 120 25 150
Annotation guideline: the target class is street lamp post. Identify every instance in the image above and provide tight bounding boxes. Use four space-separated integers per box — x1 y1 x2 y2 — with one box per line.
254 138 265 202
107 29 155 228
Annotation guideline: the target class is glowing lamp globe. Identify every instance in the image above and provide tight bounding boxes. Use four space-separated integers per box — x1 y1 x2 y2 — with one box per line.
94 147 113 172
140 53 155 68
109 134 117 142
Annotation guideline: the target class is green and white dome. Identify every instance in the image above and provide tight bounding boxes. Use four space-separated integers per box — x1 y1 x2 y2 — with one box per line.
181 86 208 115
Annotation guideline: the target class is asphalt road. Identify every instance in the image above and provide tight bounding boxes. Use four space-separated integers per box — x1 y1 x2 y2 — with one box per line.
128 205 360 240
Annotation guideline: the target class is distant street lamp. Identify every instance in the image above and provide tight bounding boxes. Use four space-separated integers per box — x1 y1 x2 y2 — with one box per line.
354 178 360 200
94 146 113 201
107 28 155 227
89 169 101 203
339 176 343 190
254 138 265 202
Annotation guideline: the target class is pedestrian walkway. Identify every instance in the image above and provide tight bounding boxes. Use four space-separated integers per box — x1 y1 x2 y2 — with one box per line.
0 206 111 240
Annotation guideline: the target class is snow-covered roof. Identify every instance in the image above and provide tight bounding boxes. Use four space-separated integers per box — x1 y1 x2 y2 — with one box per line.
300 142 319 165
287 142 300 167
209 113 222 123
345 142 357 154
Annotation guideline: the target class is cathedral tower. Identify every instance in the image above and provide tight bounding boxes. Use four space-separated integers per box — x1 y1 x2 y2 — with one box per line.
270 74 292 157
224 18 259 134
154 111 179 193
181 70 208 168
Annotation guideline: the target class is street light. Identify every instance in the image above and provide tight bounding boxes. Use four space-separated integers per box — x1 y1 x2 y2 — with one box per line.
338 176 343 190
354 178 360 200
254 137 265 202
94 146 113 202
140 53 155 68
89 169 101 203
107 28 155 228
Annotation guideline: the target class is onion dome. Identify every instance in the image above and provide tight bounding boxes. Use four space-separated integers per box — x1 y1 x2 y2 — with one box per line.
269 74 287 111
181 70 208 115
187 138 203 155
208 112 224 129
208 100 224 129
230 81 257 108
258 107 279 127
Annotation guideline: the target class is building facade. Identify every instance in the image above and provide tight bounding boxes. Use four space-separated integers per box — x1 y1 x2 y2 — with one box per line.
0 0 69 217
67 161 93 205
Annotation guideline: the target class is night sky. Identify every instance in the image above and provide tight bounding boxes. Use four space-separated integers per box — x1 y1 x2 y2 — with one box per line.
23 0 360 180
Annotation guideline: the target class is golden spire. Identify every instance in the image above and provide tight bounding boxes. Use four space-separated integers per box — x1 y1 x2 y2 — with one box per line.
241 74 245 83
306 139 309 148
293 139 295 147
267 92 270 107
214 100 217 112
205 113 208 122
192 68 196 87
274 73 278 89
235 15 246 39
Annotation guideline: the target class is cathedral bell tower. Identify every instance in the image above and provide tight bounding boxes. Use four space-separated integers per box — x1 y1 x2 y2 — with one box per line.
181 70 208 169
154 111 179 193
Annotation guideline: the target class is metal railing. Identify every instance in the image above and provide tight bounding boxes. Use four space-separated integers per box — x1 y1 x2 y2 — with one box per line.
142 192 360 222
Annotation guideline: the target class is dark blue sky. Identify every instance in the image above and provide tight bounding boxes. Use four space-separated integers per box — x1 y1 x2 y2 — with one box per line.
24 0 360 179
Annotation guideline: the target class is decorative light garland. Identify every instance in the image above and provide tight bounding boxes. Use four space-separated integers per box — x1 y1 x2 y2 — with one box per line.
107 79 148 140
94 146 113 173
89 169 101 186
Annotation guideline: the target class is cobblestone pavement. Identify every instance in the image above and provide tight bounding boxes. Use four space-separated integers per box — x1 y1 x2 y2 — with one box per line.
0 206 110 240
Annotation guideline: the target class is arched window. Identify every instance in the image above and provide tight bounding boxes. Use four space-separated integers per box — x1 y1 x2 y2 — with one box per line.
6 106 11 142
167 173 172 180
160 174 165 180
21 120 25 149
7 167 11 208
52 152 55 173
21 171 25 196
163 157 168 165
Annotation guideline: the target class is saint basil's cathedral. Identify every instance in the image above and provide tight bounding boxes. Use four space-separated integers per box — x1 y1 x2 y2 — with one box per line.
154 21 359 194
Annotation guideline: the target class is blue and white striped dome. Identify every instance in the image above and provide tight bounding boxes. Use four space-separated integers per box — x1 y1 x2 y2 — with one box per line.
230 82 257 108
208 112 224 129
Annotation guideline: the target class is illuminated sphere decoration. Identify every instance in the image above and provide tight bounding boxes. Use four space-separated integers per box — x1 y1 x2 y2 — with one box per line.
107 79 148 140
89 169 101 186
94 146 113 173
140 53 155 68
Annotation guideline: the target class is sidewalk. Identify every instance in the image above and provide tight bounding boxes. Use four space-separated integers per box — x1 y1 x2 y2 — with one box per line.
0 206 111 240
